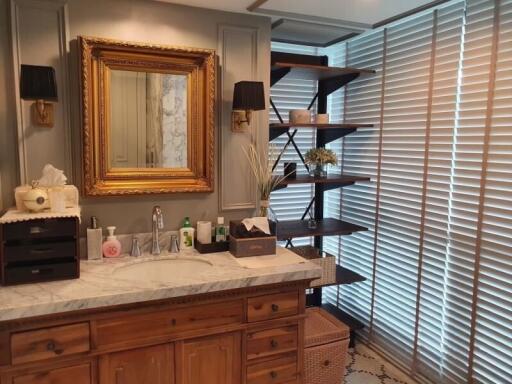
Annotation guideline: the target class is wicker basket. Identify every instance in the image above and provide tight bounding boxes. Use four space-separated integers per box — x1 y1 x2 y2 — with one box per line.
289 246 336 287
304 307 350 384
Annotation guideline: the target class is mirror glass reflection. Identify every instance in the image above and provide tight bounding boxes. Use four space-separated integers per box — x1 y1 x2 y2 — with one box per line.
109 69 188 169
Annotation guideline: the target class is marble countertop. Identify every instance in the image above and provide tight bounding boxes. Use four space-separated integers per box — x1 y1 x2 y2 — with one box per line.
0 247 322 322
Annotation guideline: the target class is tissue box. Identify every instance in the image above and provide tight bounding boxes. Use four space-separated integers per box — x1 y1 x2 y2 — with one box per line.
15 185 79 212
229 220 276 257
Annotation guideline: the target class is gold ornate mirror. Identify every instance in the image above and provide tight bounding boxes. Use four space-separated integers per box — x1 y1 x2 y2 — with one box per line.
79 36 215 196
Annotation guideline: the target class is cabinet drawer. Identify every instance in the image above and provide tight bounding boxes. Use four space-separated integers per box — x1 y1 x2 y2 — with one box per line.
2 218 77 242
96 300 244 348
247 292 299 322
4 241 76 263
247 325 298 360
12 363 92 384
247 353 298 384
4 260 78 285
11 323 90 365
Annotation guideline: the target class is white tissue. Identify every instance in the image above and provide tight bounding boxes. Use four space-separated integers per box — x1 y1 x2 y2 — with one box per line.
37 164 67 187
242 217 271 235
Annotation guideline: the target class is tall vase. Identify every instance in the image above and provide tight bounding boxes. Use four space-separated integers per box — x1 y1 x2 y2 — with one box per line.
259 199 270 218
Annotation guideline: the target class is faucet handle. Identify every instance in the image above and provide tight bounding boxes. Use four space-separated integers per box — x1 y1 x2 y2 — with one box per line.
169 235 179 253
131 237 141 257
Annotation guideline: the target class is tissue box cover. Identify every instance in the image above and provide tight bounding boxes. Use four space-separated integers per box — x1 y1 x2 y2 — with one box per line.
229 220 276 257
15 185 79 212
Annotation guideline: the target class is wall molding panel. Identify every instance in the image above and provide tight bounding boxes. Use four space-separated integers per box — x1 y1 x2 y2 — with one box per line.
10 0 72 184
218 24 260 211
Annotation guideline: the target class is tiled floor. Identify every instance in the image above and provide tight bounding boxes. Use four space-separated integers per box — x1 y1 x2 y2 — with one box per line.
344 344 418 384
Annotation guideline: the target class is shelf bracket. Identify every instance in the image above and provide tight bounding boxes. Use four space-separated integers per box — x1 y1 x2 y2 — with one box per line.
287 130 310 172
269 97 284 124
300 197 315 221
307 92 318 111
271 129 297 171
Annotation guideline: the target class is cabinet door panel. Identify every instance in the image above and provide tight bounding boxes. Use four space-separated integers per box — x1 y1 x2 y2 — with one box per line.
13 363 92 384
101 344 173 384
177 332 241 384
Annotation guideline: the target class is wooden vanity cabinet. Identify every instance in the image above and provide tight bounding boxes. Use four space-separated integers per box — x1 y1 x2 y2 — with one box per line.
12 363 93 384
176 332 241 384
100 344 174 384
0 282 309 384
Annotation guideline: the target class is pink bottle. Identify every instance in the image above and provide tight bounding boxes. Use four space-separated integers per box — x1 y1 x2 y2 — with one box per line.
102 226 122 258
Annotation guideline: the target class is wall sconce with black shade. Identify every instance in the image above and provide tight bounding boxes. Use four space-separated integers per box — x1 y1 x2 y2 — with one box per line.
232 81 265 132
19 64 58 128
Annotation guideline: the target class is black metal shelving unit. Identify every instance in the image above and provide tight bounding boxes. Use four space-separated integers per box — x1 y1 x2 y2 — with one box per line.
269 50 375 345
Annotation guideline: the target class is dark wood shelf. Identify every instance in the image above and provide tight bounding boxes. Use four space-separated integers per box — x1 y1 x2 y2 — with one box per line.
270 123 373 129
271 62 375 85
269 123 372 141
288 245 367 286
276 174 370 191
276 218 367 241
334 265 366 285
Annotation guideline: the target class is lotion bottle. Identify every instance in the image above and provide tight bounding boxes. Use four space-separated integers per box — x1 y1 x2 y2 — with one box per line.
87 216 103 260
179 217 195 251
215 217 227 242
102 226 122 258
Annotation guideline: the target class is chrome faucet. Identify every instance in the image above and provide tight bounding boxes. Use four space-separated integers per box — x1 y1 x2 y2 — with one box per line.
151 206 164 255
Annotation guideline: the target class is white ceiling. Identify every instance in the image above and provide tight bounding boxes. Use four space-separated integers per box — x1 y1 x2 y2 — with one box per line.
157 0 436 27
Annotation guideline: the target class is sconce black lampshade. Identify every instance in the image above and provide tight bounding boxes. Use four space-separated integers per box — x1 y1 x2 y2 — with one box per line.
232 81 265 111
20 65 58 101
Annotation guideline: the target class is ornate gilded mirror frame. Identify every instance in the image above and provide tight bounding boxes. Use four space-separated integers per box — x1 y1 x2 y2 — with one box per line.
79 36 215 196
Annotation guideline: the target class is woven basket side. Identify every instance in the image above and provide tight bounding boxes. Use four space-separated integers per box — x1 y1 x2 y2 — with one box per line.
305 308 348 347
304 339 350 384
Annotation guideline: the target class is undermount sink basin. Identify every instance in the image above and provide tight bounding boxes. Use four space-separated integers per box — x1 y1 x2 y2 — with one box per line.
112 257 214 282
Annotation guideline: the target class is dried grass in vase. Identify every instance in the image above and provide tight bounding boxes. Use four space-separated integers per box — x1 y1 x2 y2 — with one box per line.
244 143 287 217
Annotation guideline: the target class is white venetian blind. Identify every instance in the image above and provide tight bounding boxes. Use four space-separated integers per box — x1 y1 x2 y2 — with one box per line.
269 42 317 246
472 0 512 382
415 1 468 383
272 2 512 382
323 29 386 328
370 11 434 366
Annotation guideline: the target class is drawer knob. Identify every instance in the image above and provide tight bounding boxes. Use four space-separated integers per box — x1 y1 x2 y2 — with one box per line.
46 340 63 355
271 304 279 312
170 318 177 326
323 360 330 367
270 339 279 348
270 371 278 379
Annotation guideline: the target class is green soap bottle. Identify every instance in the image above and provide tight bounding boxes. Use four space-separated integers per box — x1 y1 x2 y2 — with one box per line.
179 216 195 251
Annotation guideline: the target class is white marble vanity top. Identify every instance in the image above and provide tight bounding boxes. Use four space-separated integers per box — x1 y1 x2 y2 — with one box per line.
0 247 322 322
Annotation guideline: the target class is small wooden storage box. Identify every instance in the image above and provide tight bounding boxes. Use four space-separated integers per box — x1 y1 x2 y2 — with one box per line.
229 220 276 257
304 307 350 384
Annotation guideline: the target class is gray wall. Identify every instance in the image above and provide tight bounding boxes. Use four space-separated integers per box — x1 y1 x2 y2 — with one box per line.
0 0 19 213
1 0 271 234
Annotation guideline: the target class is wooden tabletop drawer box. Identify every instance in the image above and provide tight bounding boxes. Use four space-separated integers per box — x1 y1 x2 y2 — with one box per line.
10 322 91 365
247 292 299 323
0 217 80 285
